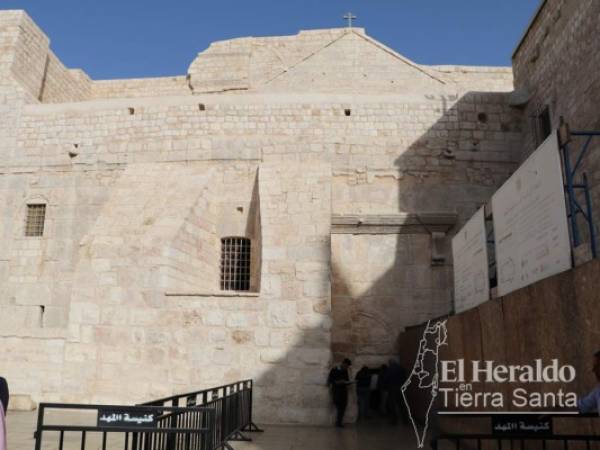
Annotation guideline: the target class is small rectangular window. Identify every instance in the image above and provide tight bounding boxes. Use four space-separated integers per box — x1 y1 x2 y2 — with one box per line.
220 237 251 291
537 106 552 143
25 204 46 237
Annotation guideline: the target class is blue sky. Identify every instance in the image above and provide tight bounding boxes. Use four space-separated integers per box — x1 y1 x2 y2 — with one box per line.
2 0 541 80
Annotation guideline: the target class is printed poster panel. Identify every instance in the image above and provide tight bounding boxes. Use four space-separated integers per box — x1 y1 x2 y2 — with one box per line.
492 131 572 297
452 207 489 314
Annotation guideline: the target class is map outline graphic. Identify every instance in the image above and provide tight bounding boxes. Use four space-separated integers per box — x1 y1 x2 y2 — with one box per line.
401 319 448 448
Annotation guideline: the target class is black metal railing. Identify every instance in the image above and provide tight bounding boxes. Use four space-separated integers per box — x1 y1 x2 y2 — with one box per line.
433 413 600 450
34 380 262 450
34 403 215 450
141 380 262 448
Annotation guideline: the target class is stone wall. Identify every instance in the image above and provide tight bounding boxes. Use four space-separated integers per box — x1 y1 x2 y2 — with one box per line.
0 9 526 424
3 10 48 101
40 53 91 103
187 27 515 96
91 77 191 99
330 90 522 366
512 0 600 256
0 10 89 103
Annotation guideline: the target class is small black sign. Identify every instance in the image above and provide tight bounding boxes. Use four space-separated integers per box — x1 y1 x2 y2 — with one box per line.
492 415 553 436
97 408 157 428
186 395 197 407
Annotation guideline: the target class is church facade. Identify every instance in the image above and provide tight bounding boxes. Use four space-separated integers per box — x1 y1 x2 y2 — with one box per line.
0 8 553 424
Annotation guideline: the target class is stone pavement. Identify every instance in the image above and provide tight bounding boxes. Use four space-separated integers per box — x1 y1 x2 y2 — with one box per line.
7 410 420 450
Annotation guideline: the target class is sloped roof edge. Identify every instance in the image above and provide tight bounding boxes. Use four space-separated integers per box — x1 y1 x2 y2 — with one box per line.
260 28 446 87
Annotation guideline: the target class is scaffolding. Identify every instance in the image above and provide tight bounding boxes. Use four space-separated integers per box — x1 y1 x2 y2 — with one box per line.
558 121 599 259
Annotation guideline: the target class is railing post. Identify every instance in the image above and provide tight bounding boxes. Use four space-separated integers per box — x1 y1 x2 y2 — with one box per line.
34 403 44 450
248 381 253 427
221 387 227 447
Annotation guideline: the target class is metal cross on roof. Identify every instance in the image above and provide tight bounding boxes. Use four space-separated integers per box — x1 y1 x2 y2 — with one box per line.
343 12 357 28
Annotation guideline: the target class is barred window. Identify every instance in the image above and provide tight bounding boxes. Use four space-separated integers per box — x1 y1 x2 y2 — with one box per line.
25 204 46 237
220 237 251 291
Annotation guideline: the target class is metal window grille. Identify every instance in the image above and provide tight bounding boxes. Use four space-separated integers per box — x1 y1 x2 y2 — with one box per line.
25 204 46 237
220 237 251 291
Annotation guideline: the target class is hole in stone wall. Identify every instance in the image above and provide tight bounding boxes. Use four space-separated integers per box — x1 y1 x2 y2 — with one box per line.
128 107 135 115
344 109 352 117
199 104 206 111
442 149 455 159
478 112 488 123
70 143 80 159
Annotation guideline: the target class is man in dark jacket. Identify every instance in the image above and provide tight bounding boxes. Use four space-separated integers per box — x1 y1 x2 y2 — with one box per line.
0 377 8 413
327 358 352 427
387 359 409 424
355 366 372 420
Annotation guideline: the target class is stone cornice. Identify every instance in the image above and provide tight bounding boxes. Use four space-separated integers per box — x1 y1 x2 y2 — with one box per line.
331 213 457 234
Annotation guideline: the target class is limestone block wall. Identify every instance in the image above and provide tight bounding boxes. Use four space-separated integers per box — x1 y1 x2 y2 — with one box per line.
0 10 89 103
188 28 515 96
91 77 191 99
0 10 531 424
188 29 350 93
433 66 515 93
2 10 48 101
329 90 522 365
331 233 452 363
513 0 600 253
261 31 445 94
61 163 218 403
0 167 120 401
40 53 91 103
331 92 521 217
0 90 522 419
52 160 332 424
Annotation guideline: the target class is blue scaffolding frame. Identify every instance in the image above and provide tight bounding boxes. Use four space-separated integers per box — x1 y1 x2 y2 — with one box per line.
559 124 599 259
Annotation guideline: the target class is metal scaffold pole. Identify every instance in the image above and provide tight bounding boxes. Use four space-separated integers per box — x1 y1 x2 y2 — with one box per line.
558 121 600 260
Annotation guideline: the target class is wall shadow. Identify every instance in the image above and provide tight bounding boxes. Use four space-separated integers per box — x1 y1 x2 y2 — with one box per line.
249 89 523 429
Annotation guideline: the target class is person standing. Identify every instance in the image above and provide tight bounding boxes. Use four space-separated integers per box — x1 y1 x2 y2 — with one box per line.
377 364 390 416
387 359 409 425
0 376 8 450
578 350 600 415
355 366 372 420
327 358 352 427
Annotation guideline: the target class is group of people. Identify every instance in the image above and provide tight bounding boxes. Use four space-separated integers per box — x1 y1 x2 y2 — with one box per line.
0 350 597 443
328 350 600 428
327 357 409 428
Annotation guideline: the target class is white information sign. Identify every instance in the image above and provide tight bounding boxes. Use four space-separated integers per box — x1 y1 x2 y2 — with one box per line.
492 131 572 297
452 207 489 314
